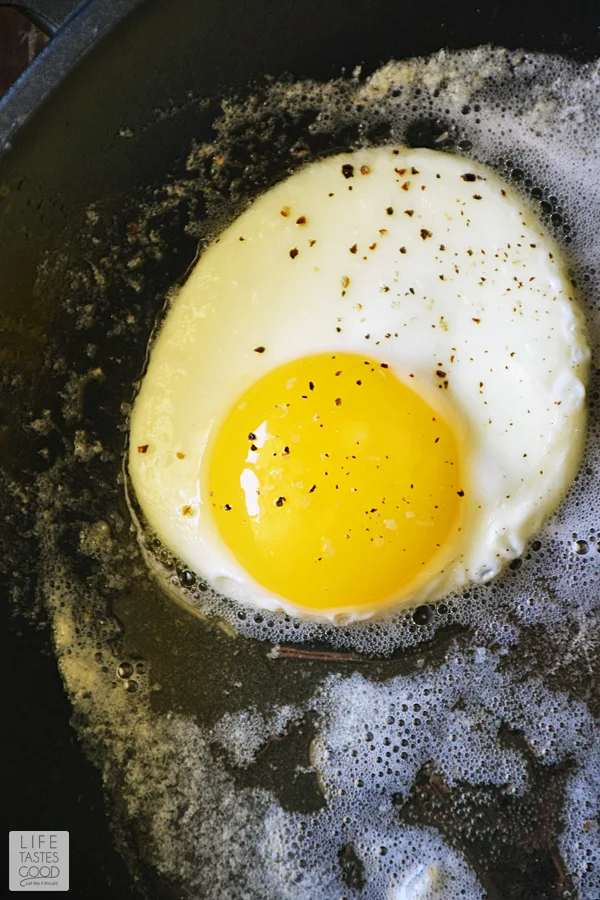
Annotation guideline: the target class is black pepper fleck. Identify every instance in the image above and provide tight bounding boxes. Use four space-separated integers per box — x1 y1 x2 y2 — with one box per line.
342 164 355 179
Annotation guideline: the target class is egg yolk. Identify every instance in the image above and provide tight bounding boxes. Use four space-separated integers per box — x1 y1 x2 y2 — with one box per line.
206 353 464 613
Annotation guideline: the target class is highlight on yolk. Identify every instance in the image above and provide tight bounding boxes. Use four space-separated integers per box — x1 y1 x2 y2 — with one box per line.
205 353 465 614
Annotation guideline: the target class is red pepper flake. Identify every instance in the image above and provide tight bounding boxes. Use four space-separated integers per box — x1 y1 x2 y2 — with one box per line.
399 246 406 254
356 380 362 385
309 239 317 247
224 504 232 511
296 215 306 224
254 345 266 353
439 244 446 251
127 222 140 236
309 381 314 391
401 181 411 191
137 444 149 454
309 484 316 493
457 490 465 497
335 370 342 376
360 165 371 175
404 210 414 217
289 248 299 259
176 452 185 459
501 189 507 197
239 236 245 241
250 443 258 451
369 242 377 251
182 505 193 516
341 275 350 289
349 244 358 254
335 398 342 406
436 370 446 378
395 167 407 175
341 164 355 178
461 173 476 182
381 363 389 368
275 496 286 507
386 207 394 215
472 317 481 324
280 206 290 217
411 167 420 175
420 229 432 240
473 194 482 200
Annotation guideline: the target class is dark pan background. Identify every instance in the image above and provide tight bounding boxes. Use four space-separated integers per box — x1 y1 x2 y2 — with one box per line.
2 1 600 897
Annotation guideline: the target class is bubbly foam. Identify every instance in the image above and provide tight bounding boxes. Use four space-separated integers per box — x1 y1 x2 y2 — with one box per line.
3 46 600 898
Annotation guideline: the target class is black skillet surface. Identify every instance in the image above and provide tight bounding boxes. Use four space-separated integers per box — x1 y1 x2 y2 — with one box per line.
2 1 600 897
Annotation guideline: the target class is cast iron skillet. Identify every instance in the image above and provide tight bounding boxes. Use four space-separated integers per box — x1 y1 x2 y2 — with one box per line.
1 1 599 897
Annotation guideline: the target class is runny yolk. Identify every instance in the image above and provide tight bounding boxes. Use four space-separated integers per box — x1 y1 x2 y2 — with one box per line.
206 352 464 613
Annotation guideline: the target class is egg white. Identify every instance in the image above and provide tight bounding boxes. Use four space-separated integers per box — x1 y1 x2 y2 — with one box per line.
128 147 589 622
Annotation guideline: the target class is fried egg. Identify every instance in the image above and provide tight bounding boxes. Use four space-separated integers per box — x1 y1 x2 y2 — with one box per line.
128 147 589 622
